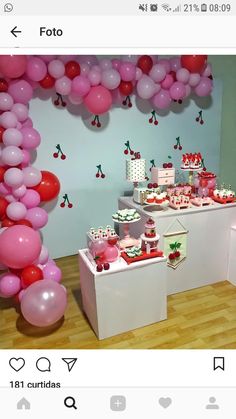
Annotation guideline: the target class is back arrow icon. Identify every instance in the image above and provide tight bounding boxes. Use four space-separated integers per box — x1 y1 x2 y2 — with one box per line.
11 26 22 38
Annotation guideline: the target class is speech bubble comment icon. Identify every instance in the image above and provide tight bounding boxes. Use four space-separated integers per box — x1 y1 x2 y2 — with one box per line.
36 357 51 372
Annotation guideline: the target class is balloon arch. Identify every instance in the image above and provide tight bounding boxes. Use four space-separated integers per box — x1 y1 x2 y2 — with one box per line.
0 54 213 328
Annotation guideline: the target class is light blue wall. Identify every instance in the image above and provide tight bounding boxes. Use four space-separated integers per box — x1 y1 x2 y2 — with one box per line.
30 79 222 258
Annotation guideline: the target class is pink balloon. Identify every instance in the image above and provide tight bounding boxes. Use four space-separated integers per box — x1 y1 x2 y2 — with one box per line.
48 59 65 79
112 59 121 70
84 86 112 115
0 55 27 78
20 189 40 208
176 68 190 84
25 207 48 229
8 80 33 104
7 202 27 221
72 76 91 96
158 59 171 73
90 239 108 257
99 59 112 71
0 225 42 269
2 128 23 146
26 57 47 81
22 117 33 128
202 63 212 77
43 263 62 282
161 74 174 90
18 289 26 302
195 77 213 97
0 93 14 111
170 82 186 100
55 76 72 95
39 55 57 63
78 55 98 67
21 149 31 167
0 182 11 195
153 89 172 109
135 68 142 81
0 111 18 129
137 75 156 99
0 273 21 297
21 127 41 150
101 69 121 90
88 69 101 86
149 64 166 83
36 245 49 265
2 146 23 166
189 73 201 87
5 194 17 203
104 245 119 263
4 167 24 188
12 184 27 199
184 84 191 98
170 57 181 72
119 62 136 82
11 103 29 122
68 92 83 105
21 279 67 327
80 63 90 76
22 166 42 187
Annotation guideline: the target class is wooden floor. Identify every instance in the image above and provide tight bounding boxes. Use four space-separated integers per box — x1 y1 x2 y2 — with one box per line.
1 255 236 349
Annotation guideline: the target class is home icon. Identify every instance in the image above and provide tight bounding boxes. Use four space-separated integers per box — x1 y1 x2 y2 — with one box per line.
17 398 31 410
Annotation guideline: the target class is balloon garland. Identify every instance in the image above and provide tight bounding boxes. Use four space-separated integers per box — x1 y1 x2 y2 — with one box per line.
0 54 213 328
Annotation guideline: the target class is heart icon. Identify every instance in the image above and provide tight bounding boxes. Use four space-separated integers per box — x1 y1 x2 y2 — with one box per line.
9 358 25 372
159 397 172 409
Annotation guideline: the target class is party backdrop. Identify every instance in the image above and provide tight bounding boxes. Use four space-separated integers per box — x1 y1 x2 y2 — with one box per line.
30 78 222 258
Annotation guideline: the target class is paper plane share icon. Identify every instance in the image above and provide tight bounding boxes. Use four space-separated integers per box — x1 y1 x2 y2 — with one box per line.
62 358 78 372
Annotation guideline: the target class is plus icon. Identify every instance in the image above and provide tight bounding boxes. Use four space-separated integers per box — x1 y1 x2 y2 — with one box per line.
110 395 126 411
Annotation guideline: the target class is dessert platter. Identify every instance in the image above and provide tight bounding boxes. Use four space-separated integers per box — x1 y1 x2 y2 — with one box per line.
212 185 236 204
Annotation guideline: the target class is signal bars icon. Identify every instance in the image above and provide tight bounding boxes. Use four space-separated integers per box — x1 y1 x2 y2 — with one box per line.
173 4 181 12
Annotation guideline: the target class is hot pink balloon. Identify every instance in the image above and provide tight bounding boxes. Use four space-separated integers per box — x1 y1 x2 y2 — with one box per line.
0 55 27 78
11 103 29 122
21 149 31 167
26 57 47 81
195 77 213 97
21 279 67 327
8 80 33 104
3 128 23 146
149 64 166 83
0 111 18 129
119 62 136 82
161 74 174 90
6 201 27 221
137 75 156 99
20 189 40 208
101 69 121 90
55 76 72 95
21 127 41 150
152 89 172 109
0 93 14 111
0 225 42 269
84 86 112 115
22 117 33 128
72 76 91 96
22 166 42 187
2 146 23 166
0 273 21 297
170 82 186 100
176 68 190 84
4 167 24 188
43 263 62 283
25 207 48 229
48 59 65 79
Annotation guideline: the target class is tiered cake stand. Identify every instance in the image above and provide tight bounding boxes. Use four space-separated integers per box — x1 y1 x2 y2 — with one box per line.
112 218 141 249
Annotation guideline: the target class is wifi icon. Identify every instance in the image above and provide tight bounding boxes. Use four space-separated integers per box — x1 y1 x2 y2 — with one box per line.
161 3 172 11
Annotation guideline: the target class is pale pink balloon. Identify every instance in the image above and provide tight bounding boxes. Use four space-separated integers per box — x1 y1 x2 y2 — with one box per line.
22 166 42 187
55 76 72 95
20 189 40 208
11 103 29 122
112 59 121 70
0 111 18 129
21 279 67 327
137 75 156 99
101 69 121 90
7 201 27 221
18 289 26 302
0 182 11 195
26 207 48 229
48 59 65 79
161 74 174 90
39 55 57 63
5 194 17 203
99 59 112 71
26 57 47 81
80 63 90 76
4 167 24 188
158 59 171 73
43 264 62 282
189 73 201 87
149 64 166 83
170 82 186 100
88 69 101 86
72 76 91 96
2 128 23 146
195 77 213 97
21 127 41 150
2 145 23 166
170 57 181 72
152 89 172 109
176 68 190 84
135 68 142 81
8 80 33 104
0 93 14 111
36 245 49 265
184 84 191 98
202 63 212 77
0 273 21 298
12 184 27 199
68 92 83 105
119 62 136 82
78 55 98 67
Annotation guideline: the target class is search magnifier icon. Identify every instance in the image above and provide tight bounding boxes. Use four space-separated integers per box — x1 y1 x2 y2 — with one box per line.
64 396 77 410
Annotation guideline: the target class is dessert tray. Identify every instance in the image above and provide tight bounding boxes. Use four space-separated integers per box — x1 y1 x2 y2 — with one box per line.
212 196 236 204
191 197 214 207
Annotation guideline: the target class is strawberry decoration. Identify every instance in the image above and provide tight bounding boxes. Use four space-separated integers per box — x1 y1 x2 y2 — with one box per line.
148 110 159 126
122 95 132 108
196 110 204 125
149 159 156 172
124 141 134 156
91 115 101 128
54 93 67 107
168 241 181 261
53 144 66 160
173 137 182 151
96 164 106 179
60 194 73 208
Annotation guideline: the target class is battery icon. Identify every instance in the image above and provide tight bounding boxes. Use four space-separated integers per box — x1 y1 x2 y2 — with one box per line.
201 3 207 12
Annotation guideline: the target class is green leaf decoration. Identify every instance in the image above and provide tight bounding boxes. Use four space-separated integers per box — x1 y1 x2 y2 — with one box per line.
169 243 175 250
176 242 182 249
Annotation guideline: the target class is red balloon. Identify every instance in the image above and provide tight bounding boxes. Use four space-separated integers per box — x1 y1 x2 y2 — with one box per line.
65 61 81 79
0 197 8 220
33 170 60 202
21 264 43 289
119 81 133 96
0 78 8 92
0 126 5 142
2 217 15 227
16 219 33 228
39 73 55 89
181 55 207 73
137 55 153 74
0 166 6 181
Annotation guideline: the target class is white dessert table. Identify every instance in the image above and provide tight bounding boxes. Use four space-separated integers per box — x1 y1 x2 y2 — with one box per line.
228 226 236 285
119 197 236 295
78 249 167 340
